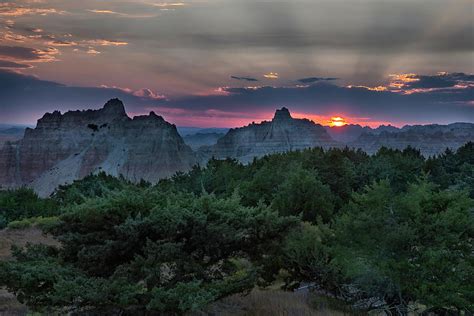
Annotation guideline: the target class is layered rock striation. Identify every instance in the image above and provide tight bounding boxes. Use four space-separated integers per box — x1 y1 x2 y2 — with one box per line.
0 99 196 196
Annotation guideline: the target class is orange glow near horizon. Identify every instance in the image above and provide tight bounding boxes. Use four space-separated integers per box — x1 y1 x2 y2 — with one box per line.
292 112 396 129
328 116 347 127
125 108 404 130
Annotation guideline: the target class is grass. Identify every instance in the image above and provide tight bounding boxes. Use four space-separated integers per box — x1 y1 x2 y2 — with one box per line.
7 216 60 230
197 288 349 316
309 295 368 315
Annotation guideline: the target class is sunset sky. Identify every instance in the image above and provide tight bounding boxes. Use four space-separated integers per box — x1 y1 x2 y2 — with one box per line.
0 0 473 127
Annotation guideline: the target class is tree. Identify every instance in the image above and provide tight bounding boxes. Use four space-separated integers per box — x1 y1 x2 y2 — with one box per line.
332 179 474 313
281 222 342 293
0 187 58 226
52 172 138 205
363 147 425 193
0 189 297 314
272 167 334 223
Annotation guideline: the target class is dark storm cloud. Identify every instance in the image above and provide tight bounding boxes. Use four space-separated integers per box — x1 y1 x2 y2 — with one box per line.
0 45 41 60
0 70 472 126
297 77 338 84
0 45 58 63
0 70 155 123
161 82 473 124
230 76 259 82
0 59 32 68
404 73 474 89
0 0 471 94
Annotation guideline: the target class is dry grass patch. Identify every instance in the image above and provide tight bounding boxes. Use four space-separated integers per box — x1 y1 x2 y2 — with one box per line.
197 288 348 316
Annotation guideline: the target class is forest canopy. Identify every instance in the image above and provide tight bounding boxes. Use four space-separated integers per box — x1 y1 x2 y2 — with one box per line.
0 143 473 314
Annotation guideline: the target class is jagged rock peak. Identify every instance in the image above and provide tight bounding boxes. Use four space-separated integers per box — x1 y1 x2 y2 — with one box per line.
273 107 292 121
102 98 127 117
0 98 197 196
36 98 128 127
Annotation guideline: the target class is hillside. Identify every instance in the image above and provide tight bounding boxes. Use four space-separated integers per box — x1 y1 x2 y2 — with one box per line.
0 99 196 196
200 107 339 163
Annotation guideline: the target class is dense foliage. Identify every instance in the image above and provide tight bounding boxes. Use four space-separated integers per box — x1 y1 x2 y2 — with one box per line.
0 142 473 314
0 188 58 228
333 180 473 312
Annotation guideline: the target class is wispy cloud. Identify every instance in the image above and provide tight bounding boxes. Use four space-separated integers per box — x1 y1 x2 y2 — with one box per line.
47 40 78 47
3 31 28 42
133 88 167 100
350 72 474 95
230 75 258 82
87 9 156 18
99 85 167 100
86 47 100 54
263 72 279 79
347 85 388 92
0 59 33 69
150 2 187 8
84 39 128 46
297 77 338 84
0 45 58 63
0 3 66 17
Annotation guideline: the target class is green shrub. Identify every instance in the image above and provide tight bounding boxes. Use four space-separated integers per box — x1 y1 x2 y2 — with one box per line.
8 218 33 229
34 216 61 231
1 143 473 314
0 187 59 225
0 190 298 314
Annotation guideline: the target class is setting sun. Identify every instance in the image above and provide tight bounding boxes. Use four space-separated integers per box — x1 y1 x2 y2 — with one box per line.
329 116 347 127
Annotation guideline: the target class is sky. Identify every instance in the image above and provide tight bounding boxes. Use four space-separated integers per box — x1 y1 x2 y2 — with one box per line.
0 0 473 127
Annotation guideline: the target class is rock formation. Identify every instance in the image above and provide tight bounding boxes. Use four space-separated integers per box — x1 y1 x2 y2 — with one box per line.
349 123 474 156
200 107 339 163
0 99 196 196
325 124 403 143
1 100 472 196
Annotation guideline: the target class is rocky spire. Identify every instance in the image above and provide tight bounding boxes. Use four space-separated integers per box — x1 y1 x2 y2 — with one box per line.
273 107 292 121
102 98 127 118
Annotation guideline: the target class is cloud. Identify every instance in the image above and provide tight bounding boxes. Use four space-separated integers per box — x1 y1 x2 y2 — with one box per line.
132 88 167 100
0 3 65 17
86 47 100 54
84 39 128 46
263 72 278 79
0 70 472 127
297 77 338 84
0 0 469 99
151 3 187 8
0 70 161 123
230 75 258 82
99 86 167 100
88 9 123 15
162 75 473 125
0 45 58 62
387 72 474 94
87 9 156 18
2 31 28 42
0 59 32 68
47 40 78 47
347 85 388 92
